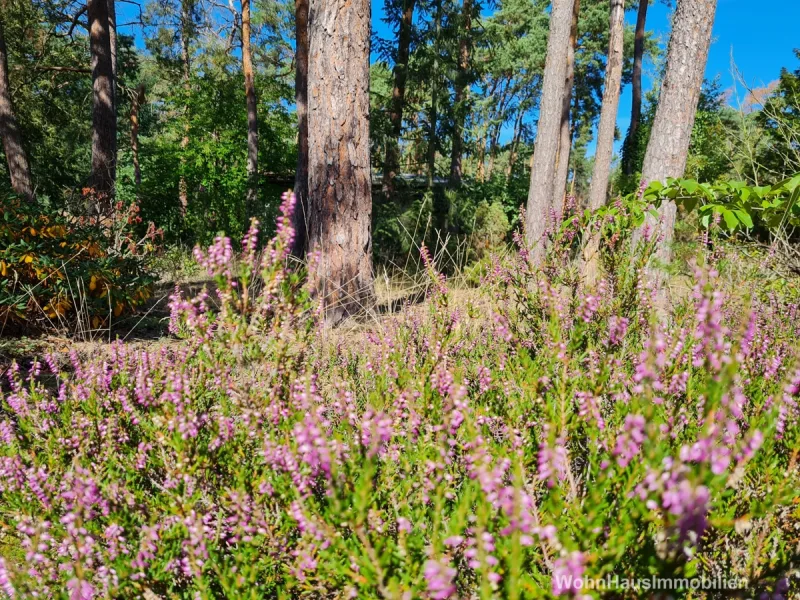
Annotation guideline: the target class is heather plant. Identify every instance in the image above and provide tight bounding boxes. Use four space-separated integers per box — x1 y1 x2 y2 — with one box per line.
0 192 798 599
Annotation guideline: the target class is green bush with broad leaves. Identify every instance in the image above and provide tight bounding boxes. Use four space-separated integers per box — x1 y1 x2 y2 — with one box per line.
0 195 158 334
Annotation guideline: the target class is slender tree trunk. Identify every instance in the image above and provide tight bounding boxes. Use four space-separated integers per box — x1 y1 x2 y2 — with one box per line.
292 0 310 257
505 103 526 179
0 17 34 201
525 0 575 262
582 0 626 285
486 121 501 179
427 0 442 189
307 0 374 323
623 0 648 176
383 0 416 198
88 0 117 208
635 0 718 288
449 0 472 187
553 0 580 209
241 0 259 214
178 0 193 217
108 0 116 107
475 130 486 182
130 83 145 188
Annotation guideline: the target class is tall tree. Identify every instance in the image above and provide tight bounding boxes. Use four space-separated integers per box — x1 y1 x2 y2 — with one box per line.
178 0 194 217
307 0 374 322
553 0 580 202
582 0 625 283
108 0 117 107
241 0 259 213
292 0 310 256
382 0 417 198
88 0 117 204
622 0 648 176
0 12 34 201
449 0 473 187
130 83 145 188
636 0 718 282
426 0 443 188
525 0 575 262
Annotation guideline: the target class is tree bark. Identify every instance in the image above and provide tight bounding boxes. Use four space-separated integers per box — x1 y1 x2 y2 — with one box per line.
130 83 145 188
307 0 374 322
623 0 648 176
178 0 193 217
553 0 580 208
0 15 34 202
524 0 575 263
636 0 717 286
108 0 117 107
582 0 625 284
427 0 442 189
88 0 117 206
383 0 416 198
292 0 310 257
449 0 472 187
241 0 259 214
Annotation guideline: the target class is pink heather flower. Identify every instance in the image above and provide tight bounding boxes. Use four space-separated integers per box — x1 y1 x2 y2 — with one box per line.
552 551 586 596
396 517 412 534
0 558 14 598
424 559 457 600
608 316 629 345
613 414 646 467
537 433 568 487
66 578 95 600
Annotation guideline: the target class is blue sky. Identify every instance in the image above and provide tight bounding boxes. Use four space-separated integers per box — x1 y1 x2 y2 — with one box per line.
120 0 799 154
613 0 799 146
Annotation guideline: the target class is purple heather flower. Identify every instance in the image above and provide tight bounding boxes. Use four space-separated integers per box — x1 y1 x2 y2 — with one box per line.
552 551 586 596
424 559 457 600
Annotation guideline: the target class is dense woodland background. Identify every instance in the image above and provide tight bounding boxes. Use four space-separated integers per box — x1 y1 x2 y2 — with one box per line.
1 0 800 326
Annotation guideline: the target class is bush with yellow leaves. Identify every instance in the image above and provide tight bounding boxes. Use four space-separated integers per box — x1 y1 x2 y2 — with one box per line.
0 194 158 334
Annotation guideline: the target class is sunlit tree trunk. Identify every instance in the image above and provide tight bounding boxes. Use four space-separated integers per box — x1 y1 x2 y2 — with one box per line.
525 0 575 262
553 0 579 207
449 0 472 187
0 14 34 201
130 84 145 188
178 0 193 217
635 0 718 287
623 0 648 176
427 0 442 189
583 0 625 285
88 0 117 207
307 0 374 322
383 0 416 198
108 0 116 106
241 0 259 214
292 0 310 256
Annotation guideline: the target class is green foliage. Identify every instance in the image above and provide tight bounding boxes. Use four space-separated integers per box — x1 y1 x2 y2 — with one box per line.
643 174 800 233
0 195 157 333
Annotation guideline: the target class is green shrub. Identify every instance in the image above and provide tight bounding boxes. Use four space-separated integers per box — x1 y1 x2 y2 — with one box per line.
0 194 157 333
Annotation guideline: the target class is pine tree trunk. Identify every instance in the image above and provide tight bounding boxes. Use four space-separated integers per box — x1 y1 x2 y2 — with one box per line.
623 0 648 176
130 83 145 188
241 0 259 214
178 0 193 217
383 0 416 198
449 0 472 187
108 0 117 107
292 0 310 257
553 0 579 209
0 16 34 202
583 0 626 285
427 0 442 189
525 0 575 262
307 0 374 323
88 0 117 208
636 0 717 283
